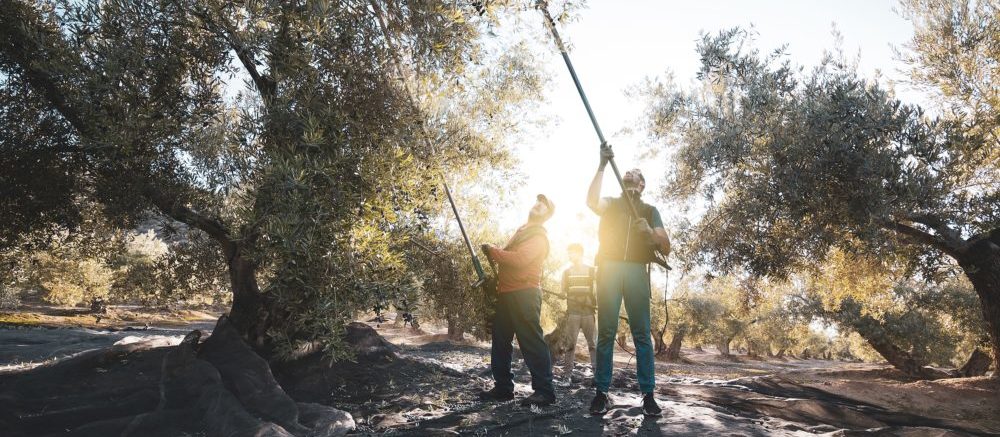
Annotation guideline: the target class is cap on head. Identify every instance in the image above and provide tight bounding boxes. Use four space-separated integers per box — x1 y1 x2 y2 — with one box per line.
535 194 555 222
623 168 646 193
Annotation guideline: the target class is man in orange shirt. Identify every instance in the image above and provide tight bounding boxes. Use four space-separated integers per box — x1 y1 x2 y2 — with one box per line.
479 194 557 407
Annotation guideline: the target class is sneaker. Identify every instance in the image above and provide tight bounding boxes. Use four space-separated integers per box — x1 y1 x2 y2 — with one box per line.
478 387 514 401
641 392 662 417
520 391 556 407
589 391 611 415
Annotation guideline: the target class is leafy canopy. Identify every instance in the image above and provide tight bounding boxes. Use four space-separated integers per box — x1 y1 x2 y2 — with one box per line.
0 0 545 357
642 28 998 278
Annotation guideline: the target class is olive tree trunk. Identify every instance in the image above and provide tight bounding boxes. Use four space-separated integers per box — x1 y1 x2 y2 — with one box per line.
447 316 465 341
892 222 1000 374
660 325 687 362
717 339 731 357
958 348 992 377
850 320 945 379
958 242 1000 374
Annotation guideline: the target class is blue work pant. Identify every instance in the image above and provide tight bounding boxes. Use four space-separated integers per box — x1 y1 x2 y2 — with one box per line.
594 261 655 393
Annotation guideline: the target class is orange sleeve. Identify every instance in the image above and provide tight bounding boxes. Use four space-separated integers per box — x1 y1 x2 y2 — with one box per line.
489 235 547 268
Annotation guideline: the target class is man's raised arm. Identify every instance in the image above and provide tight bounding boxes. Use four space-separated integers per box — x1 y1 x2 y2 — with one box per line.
587 146 614 215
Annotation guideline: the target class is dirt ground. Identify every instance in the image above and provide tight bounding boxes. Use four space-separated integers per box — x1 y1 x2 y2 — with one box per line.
1 308 997 436
0 304 220 329
0 305 218 372
356 324 1000 436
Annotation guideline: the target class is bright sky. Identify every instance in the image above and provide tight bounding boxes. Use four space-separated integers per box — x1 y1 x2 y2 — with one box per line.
492 0 921 272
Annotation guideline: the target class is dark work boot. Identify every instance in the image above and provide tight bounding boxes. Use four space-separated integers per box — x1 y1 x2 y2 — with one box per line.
478 387 514 402
519 391 556 407
589 391 611 415
642 392 662 417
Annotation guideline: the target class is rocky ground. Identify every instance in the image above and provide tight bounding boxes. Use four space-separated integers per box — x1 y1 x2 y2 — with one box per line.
0 308 997 436
326 325 999 436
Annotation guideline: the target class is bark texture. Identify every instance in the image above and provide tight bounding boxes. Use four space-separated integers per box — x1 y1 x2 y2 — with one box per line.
958 240 1000 374
958 347 993 377
658 325 686 362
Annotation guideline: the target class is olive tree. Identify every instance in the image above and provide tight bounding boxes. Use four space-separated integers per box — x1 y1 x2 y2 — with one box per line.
0 0 542 358
641 22 1000 370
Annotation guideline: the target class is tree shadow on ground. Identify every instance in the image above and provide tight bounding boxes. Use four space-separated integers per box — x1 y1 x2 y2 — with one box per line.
1 321 995 436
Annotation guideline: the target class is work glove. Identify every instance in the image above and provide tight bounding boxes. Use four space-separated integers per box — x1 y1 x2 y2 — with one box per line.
632 217 653 236
599 143 614 168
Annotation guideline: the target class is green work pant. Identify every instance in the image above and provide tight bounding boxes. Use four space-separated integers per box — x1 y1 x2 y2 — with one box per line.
562 313 597 373
594 260 655 393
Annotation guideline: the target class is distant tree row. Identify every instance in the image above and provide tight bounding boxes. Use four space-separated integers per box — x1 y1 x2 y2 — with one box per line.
648 253 986 378
0 212 227 309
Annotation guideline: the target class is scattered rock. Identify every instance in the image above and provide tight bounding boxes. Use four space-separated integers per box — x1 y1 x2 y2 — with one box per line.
297 402 355 436
370 412 409 429
344 322 398 361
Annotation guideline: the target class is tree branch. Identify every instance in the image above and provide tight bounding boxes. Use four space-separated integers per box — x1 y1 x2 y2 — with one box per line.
904 213 964 246
185 4 275 100
142 184 238 259
965 227 1000 256
0 1 99 140
885 220 963 259
1 2 240 259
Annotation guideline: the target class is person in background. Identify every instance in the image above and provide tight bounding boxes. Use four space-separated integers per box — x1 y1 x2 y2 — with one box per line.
560 243 597 384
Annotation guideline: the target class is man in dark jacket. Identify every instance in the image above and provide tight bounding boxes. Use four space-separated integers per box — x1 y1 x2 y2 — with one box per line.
479 194 557 407
586 147 670 417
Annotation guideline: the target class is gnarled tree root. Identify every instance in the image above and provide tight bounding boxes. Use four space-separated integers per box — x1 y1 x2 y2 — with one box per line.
1 316 355 437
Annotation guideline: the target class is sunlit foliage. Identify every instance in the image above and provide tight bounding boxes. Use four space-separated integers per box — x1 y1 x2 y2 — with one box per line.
0 0 545 358
641 13 1000 369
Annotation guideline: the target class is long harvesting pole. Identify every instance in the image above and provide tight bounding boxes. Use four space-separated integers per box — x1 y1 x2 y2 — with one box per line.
370 3 487 286
535 1 639 220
